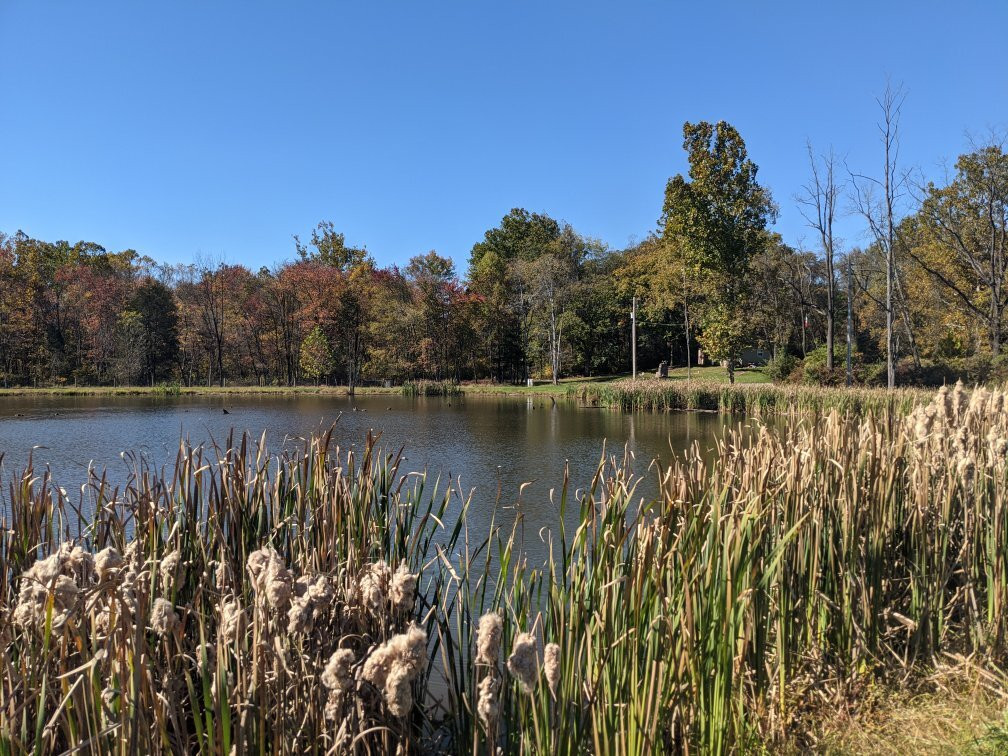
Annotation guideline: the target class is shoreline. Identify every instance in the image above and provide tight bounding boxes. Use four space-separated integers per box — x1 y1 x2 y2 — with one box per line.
0 383 572 398
0 367 771 399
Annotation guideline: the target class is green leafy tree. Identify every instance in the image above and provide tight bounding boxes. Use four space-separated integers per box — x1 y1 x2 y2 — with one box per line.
294 221 369 272
468 209 566 382
125 278 179 384
299 325 334 384
661 121 776 382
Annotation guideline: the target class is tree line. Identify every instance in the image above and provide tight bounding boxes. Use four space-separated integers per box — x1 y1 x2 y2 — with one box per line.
2 90 1005 389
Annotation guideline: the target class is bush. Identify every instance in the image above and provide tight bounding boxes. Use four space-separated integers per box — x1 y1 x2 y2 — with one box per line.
869 355 1008 388
764 352 799 383
800 344 864 386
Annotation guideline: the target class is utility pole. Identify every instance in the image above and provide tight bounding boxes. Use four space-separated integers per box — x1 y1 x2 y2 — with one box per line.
631 295 637 381
846 255 853 387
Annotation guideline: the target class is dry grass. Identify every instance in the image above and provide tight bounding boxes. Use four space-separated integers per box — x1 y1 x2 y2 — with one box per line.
813 667 1008 755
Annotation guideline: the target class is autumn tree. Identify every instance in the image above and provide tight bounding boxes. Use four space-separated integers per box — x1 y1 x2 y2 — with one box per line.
910 140 1008 355
406 251 458 379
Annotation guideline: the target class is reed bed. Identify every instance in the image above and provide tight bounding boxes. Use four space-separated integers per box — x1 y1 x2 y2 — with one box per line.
402 380 462 397
569 377 931 416
4 382 1008 754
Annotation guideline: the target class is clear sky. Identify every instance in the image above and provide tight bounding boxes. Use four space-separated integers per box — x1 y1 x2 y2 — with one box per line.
1 1 1006 274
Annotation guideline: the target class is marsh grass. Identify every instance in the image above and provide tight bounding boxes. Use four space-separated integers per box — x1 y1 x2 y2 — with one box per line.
570 377 930 416
402 380 463 397
4 381 1008 753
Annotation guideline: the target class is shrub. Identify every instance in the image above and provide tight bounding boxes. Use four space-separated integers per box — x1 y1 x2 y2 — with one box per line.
764 352 799 383
799 343 865 386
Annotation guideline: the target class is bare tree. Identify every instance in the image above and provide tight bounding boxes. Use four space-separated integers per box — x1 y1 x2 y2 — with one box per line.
850 81 908 389
798 143 842 372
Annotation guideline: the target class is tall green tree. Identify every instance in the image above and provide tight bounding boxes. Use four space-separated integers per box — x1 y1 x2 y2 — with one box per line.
468 209 565 382
661 121 776 383
299 325 334 384
123 278 179 384
294 221 369 272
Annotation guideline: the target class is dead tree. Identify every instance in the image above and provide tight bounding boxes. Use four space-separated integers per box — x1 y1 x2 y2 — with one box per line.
850 82 907 389
798 143 841 372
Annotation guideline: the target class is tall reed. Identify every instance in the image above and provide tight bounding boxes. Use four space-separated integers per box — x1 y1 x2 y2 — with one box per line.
570 377 929 417
402 380 463 397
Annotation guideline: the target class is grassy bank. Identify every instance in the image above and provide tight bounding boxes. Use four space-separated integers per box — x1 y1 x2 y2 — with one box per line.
4 383 1008 753
0 367 768 399
0 384 402 398
570 376 932 416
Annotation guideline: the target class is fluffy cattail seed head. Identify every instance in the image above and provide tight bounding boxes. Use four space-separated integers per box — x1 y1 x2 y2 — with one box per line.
159 550 180 588
322 649 355 693
220 597 244 642
150 598 179 637
476 612 503 666
507 632 539 694
543 642 560 694
360 624 427 715
359 561 391 611
389 562 417 612
246 546 293 612
95 547 123 580
477 674 500 731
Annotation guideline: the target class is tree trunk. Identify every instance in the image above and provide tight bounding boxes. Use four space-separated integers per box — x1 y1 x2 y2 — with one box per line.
826 260 835 372
846 256 854 387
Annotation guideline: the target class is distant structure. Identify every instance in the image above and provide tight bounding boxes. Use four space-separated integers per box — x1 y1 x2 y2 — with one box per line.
739 347 770 367
655 361 669 379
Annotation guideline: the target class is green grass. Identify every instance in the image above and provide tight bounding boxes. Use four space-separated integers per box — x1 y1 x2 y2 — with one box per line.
0 383 401 397
663 365 772 383
0 367 769 399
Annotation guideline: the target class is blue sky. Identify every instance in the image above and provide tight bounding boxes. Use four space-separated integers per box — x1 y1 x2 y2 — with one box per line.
1 1 1005 274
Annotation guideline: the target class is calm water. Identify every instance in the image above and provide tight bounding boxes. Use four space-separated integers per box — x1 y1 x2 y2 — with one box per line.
0 394 733 551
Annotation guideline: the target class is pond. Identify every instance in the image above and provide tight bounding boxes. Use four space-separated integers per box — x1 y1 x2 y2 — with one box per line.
0 393 736 553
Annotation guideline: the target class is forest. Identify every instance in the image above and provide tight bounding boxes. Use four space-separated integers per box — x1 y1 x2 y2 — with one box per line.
2 103 1005 390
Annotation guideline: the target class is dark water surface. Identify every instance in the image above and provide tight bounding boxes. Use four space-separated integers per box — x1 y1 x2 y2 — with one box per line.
0 393 734 548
